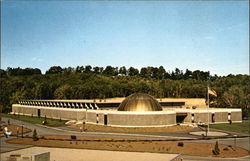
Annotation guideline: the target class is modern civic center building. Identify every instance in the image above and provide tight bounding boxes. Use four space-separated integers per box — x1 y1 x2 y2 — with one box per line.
12 93 242 127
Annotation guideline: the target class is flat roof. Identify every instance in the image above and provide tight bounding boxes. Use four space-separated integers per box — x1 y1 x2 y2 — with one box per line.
1 147 180 161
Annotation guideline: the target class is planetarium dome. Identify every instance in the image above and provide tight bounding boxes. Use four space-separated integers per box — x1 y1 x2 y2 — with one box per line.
118 93 163 112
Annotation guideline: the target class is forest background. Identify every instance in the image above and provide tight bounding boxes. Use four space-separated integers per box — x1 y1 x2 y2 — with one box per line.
0 65 249 118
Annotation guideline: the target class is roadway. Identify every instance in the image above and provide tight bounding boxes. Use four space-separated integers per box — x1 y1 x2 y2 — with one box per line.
0 117 249 161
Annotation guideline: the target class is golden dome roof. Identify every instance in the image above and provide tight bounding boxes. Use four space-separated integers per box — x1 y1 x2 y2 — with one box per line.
118 93 163 112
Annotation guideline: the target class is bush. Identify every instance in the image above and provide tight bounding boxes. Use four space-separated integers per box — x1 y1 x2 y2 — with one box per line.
177 142 184 147
71 135 76 140
32 129 39 141
42 120 47 125
223 147 229 151
212 141 220 155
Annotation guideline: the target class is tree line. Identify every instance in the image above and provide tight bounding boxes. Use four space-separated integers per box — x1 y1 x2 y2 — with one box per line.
0 66 249 117
2 65 212 81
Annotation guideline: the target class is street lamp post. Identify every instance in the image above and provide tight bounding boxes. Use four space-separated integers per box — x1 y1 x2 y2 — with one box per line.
21 124 24 138
233 135 237 148
83 104 88 131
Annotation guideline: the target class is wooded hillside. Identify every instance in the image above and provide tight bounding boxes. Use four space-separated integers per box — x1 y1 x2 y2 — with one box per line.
0 66 249 117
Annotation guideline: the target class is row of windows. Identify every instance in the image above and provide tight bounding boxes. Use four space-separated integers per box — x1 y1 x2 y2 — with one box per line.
18 101 99 109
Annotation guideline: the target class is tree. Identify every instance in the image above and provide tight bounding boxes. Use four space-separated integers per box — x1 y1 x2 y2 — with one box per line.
93 66 100 74
212 141 220 155
140 67 148 78
63 67 74 74
32 129 39 141
192 70 210 81
223 85 247 108
173 68 183 80
34 83 52 99
6 67 41 76
137 81 150 93
75 66 81 73
1 65 249 115
0 69 7 77
183 69 192 79
10 88 34 105
84 65 92 73
46 66 63 74
103 66 115 76
151 67 159 79
128 67 139 76
54 84 72 99
119 66 127 75
157 66 166 79
99 67 104 73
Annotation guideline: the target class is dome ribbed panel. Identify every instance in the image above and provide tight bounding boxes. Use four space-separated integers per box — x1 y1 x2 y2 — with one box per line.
118 93 162 112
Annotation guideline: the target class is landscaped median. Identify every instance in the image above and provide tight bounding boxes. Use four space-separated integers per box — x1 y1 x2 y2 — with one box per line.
7 135 249 158
0 113 67 127
69 123 194 133
0 124 31 137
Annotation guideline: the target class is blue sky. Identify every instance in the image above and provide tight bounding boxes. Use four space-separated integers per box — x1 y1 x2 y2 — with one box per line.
1 1 249 76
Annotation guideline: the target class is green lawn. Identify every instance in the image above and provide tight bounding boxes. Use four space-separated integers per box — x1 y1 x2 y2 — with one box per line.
0 113 67 127
210 121 250 134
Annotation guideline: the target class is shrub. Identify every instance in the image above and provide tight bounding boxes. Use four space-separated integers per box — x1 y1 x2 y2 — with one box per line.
212 141 220 155
223 147 229 151
71 135 76 140
32 129 39 141
177 142 184 147
42 121 47 125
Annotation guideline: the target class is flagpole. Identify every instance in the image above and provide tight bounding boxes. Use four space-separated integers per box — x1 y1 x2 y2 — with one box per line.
207 86 210 134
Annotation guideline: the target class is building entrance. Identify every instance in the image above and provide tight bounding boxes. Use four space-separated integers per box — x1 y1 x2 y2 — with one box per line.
104 114 108 125
37 109 41 118
176 113 187 123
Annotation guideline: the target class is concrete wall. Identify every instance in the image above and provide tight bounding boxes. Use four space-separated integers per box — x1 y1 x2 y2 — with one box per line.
12 105 176 126
214 112 228 123
231 112 242 122
107 112 176 126
12 104 242 126
12 105 38 116
12 104 86 120
86 111 99 123
160 98 206 108
193 112 211 123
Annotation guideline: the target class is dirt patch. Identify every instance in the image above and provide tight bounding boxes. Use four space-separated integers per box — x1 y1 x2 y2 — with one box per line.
7 135 249 158
0 124 31 136
70 124 194 133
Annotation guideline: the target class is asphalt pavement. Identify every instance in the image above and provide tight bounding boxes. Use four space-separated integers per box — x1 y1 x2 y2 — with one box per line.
0 117 249 161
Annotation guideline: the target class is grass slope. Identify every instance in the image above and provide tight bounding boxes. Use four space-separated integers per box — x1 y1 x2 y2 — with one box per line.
0 113 67 127
210 121 250 134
